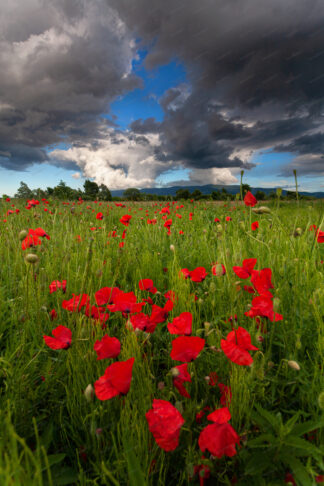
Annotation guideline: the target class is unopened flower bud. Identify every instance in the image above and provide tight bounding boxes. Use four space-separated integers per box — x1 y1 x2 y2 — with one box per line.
170 244 175 252
171 367 180 377
158 381 165 390
19 230 28 240
318 391 324 410
84 384 94 402
204 322 211 331
25 253 39 264
287 360 300 371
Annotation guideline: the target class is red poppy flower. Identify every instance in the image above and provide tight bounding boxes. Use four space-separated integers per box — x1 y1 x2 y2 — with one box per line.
211 263 226 276
245 295 283 322
218 383 232 406
49 280 67 294
96 212 103 220
232 258 257 279
167 312 192 335
43 325 72 350
139 279 157 294
107 290 144 314
250 268 274 296
30 227 50 240
150 300 173 324
49 309 58 320
316 230 324 243
207 407 231 424
172 363 191 398
129 312 152 332
94 336 121 360
226 216 232 221
95 287 120 306
214 217 220 222
62 293 90 312
85 305 110 325
170 336 205 362
146 399 185 451
120 214 132 226
180 268 191 279
190 267 207 282
94 357 135 400
163 218 172 229
164 290 177 303
198 422 240 458
244 191 257 207
21 234 41 250
221 327 258 366
251 221 259 231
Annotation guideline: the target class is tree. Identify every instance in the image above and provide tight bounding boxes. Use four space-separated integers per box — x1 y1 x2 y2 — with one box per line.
175 188 191 200
242 183 251 195
98 184 112 201
84 179 99 200
211 190 221 200
123 188 141 201
53 180 73 200
255 190 266 200
15 181 33 199
191 189 202 200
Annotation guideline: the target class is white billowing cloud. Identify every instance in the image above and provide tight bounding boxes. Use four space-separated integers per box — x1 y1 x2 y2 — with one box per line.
50 129 175 189
188 167 239 185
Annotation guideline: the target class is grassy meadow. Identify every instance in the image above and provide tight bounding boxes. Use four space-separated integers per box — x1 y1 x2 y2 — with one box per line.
0 196 323 486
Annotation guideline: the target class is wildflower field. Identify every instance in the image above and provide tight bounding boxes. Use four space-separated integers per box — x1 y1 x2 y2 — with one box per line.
0 194 323 486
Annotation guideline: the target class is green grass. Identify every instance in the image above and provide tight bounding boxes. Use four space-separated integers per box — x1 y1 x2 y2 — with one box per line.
0 198 323 485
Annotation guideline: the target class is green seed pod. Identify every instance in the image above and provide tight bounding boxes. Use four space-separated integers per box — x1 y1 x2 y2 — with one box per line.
19 230 28 240
318 391 324 410
25 253 39 264
84 384 94 402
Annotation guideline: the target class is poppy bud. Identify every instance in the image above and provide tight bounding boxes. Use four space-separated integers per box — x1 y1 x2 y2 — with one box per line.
273 297 280 312
216 224 223 233
318 391 324 410
19 229 28 240
25 253 39 264
276 188 282 197
84 384 94 402
204 376 210 383
170 244 175 252
125 320 133 331
293 227 302 237
158 381 165 390
268 361 274 368
239 221 245 229
287 360 300 371
171 367 180 377
204 322 211 331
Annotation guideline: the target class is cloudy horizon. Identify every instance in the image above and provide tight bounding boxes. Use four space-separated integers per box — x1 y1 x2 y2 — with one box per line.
1 0 324 195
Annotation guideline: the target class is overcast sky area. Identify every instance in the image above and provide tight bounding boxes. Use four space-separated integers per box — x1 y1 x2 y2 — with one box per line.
1 0 324 195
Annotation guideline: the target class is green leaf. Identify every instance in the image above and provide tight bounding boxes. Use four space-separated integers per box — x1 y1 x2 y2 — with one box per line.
282 454 312 486
123 436 147 486
284 436 321 458
253 404 281 431
245 451 272 476
291 419 324 438
247 433 276 448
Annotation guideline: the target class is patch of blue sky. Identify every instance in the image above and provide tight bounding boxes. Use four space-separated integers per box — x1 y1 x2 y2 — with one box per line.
156 168 190 186
109 49 187 129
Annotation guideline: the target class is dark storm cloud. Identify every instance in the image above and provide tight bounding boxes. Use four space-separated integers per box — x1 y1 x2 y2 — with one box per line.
1 0 324 180
0 0 141 170
109 0 324 175
130 117 161 133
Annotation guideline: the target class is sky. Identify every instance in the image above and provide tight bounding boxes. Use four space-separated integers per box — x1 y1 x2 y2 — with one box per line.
1 0 324 196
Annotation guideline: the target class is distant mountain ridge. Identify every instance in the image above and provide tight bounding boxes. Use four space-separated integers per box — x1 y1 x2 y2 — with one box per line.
110 184 324 198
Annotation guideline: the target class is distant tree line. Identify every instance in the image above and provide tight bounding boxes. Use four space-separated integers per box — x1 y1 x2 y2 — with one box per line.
12 180 315 202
